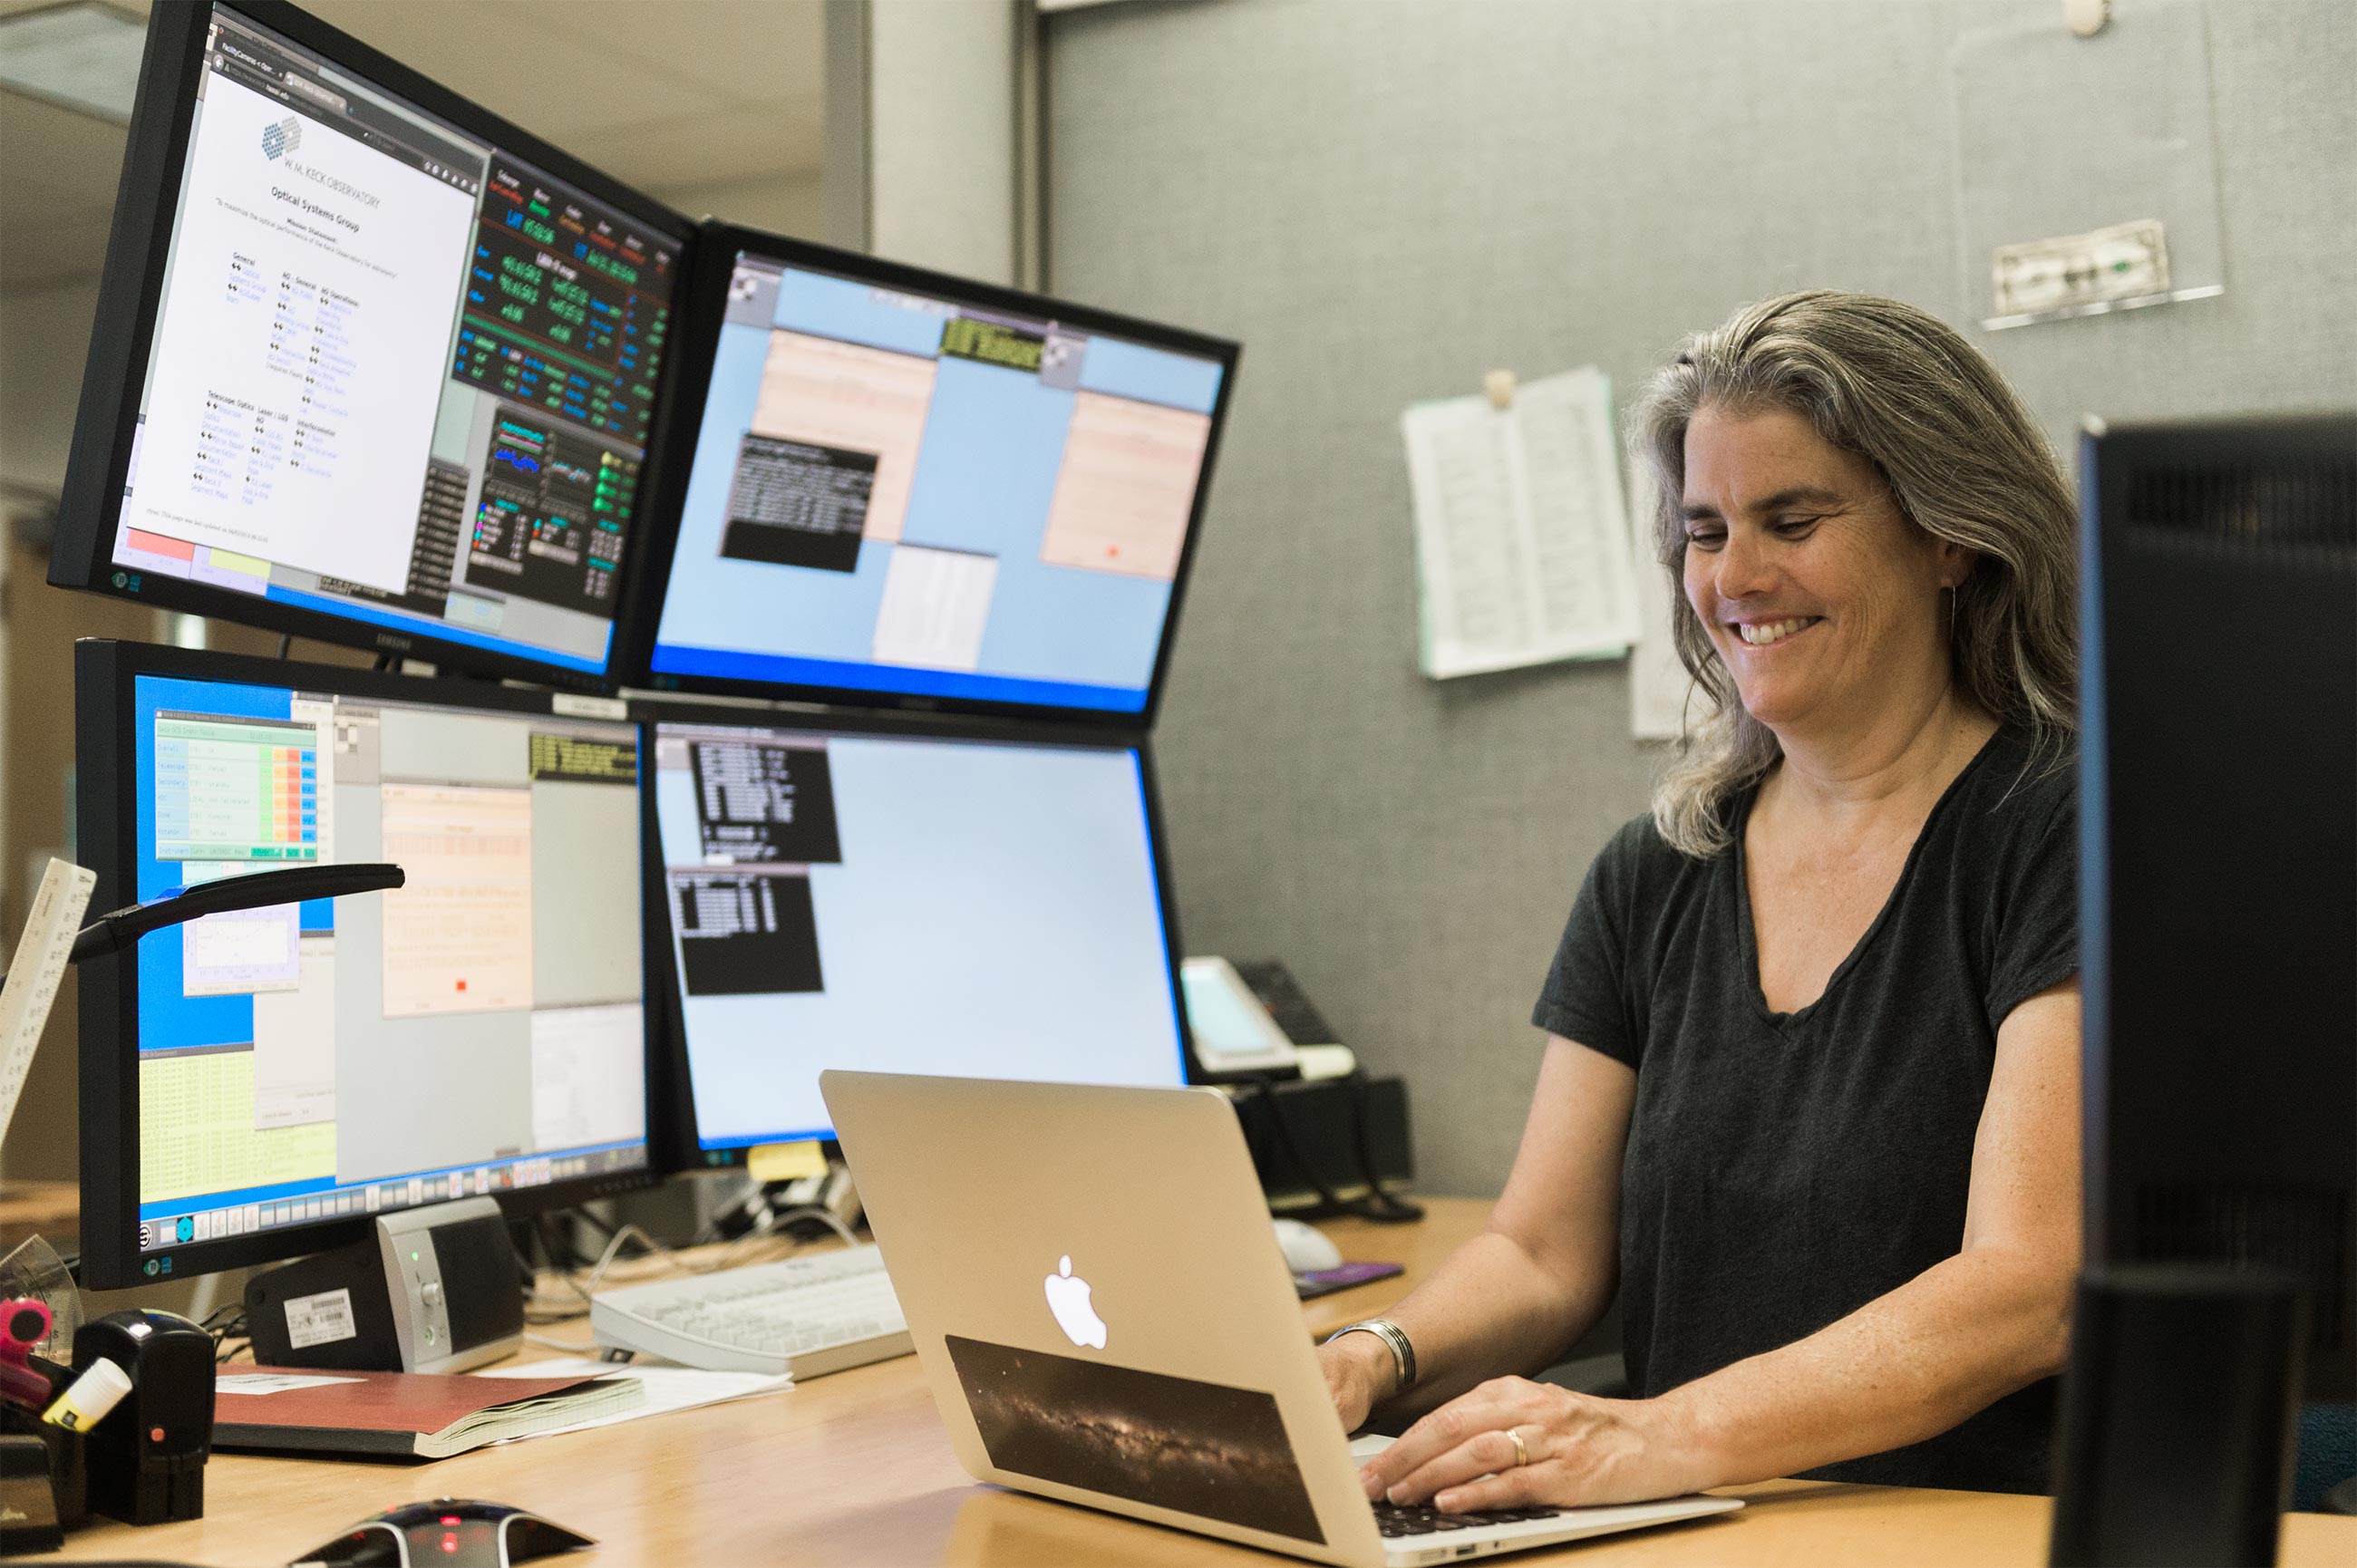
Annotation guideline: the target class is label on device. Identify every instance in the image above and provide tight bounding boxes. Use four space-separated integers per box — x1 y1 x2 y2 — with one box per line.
282 1288 357 1350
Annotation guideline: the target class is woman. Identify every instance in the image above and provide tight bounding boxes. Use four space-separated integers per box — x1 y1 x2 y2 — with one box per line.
1329 291 2083 1507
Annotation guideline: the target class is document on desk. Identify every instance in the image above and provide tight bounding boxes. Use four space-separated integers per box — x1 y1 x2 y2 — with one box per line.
476 1356 791 1440
1403 366 1641 679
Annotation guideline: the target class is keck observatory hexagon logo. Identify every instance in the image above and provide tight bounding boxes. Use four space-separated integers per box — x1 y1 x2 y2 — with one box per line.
261 115 302 160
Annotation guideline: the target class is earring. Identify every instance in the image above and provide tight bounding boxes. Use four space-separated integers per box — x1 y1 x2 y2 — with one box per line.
1947 585 1958 644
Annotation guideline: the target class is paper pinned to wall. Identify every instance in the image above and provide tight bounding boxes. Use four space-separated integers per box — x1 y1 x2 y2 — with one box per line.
1625 463 1699 741
1950 0 2225 330
1403 367 1640 680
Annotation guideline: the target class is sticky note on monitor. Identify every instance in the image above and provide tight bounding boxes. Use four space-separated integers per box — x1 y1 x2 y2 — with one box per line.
747 1140 828 1184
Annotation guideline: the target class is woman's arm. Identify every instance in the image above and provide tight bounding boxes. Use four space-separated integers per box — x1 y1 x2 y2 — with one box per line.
1363 977 2081 1510
1321 1034 1634 1430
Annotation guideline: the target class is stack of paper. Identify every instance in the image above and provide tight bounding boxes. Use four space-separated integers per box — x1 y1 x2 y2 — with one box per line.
477 1355 792 1441
214 1366 645 1458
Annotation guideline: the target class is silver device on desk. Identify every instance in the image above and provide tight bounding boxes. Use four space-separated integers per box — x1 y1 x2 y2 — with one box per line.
590 1243 910 1378
821 1070 1741 1568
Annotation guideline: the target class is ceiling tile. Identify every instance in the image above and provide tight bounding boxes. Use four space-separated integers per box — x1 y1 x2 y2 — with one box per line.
0 161 117 226
0 0 150 18
646 167 824 237
300 0 825 142
0 76 130 179
301 0 693 142
0 207 116 290
565 103 823 192
1 1 831 294
499 0 829 106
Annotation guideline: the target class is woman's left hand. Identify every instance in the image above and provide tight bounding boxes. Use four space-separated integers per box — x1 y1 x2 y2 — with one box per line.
1357 1377 1715 1513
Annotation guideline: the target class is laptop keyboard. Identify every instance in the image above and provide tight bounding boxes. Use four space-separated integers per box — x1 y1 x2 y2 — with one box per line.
1372 1501 1566 1537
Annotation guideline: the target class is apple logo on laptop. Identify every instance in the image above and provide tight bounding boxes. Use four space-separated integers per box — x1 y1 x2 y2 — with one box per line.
1044 1255 1107 1350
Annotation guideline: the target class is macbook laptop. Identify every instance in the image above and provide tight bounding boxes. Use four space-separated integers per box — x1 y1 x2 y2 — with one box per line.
820 1071 1741 1567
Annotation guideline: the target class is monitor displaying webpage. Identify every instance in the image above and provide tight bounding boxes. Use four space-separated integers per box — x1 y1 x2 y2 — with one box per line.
111 5 680 677
647 253 1227 713
653 718 1188 1149
130 672 646 1262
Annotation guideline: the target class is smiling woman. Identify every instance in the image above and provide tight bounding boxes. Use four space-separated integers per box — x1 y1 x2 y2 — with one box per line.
1640 291 2080 858
1324 291 2090 1511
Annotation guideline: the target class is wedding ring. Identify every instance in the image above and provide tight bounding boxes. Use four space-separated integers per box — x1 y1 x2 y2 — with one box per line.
1507 1427 1530 1468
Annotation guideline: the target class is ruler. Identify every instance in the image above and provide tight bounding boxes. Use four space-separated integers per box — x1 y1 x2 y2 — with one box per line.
0 858 97 1149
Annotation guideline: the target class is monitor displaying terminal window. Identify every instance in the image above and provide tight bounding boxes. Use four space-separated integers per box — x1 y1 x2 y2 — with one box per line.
647 710 1193 1157
74 641 652 1291
51 2 687 687
635 225 1238 721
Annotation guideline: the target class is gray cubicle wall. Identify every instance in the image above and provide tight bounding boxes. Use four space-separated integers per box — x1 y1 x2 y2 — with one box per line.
1045 0 2357 1195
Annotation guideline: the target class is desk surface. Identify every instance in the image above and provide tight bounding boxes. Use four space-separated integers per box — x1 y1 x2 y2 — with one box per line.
53 1197 2357 1566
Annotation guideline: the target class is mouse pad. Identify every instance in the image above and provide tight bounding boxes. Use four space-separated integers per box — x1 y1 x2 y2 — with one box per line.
945 1334 1324 1544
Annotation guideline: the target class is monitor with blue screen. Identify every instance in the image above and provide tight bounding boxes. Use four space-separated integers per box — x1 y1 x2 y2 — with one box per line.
73 639 653 1290
634 225 1238 721
49 2 689 689
645 707 1194 1159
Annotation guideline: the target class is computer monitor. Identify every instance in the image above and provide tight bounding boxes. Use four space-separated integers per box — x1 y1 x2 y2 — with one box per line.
627 223 1239 722
2080 412 2357 1400
641 705 1195 1164
50 1 689 690
74 639 654 1291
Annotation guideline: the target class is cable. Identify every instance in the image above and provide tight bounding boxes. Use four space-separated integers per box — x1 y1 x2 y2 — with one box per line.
201 1302 251 1364
688 1175 766 1247
519 1215 670 1320
570 1222 672 1302
1243 1073 1421 1224
761 1205 860 1249
568 1205 619 1244
532 1213 591 1274
1343 1072 1423 1222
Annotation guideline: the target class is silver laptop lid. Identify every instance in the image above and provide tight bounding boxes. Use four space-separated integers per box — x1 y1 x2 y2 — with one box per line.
822 1070 1385 1566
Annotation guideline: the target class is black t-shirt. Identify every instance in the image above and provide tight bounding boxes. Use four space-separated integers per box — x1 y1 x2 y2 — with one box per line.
1532 727 2077 1494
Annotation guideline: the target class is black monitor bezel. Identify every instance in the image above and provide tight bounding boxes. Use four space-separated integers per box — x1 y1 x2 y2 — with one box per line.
2078 411 2357 1401
48 1 696 694
74 637 661 1292
629 692 1206 1171
617 218 1242 727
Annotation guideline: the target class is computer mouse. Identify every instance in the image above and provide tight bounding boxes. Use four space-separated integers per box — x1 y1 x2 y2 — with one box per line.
288 1497 595 1567
1273 1216 1344 1273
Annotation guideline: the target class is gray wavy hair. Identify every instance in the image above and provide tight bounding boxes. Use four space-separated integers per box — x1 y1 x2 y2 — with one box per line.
1633 290 2079 858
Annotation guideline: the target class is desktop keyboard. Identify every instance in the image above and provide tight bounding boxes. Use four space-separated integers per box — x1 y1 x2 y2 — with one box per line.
590 1244 912 1379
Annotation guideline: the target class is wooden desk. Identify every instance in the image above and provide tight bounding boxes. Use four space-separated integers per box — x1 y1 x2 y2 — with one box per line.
50 1198 2357 1566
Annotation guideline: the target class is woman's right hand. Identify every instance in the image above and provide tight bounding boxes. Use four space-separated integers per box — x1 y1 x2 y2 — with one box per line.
1320 1331 1399 1433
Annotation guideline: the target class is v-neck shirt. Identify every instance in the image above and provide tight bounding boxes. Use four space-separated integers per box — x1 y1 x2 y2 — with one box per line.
1532 727 2077 1493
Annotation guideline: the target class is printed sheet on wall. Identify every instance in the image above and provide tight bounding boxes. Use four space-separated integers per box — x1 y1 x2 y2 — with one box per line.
1402 366 1640 680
